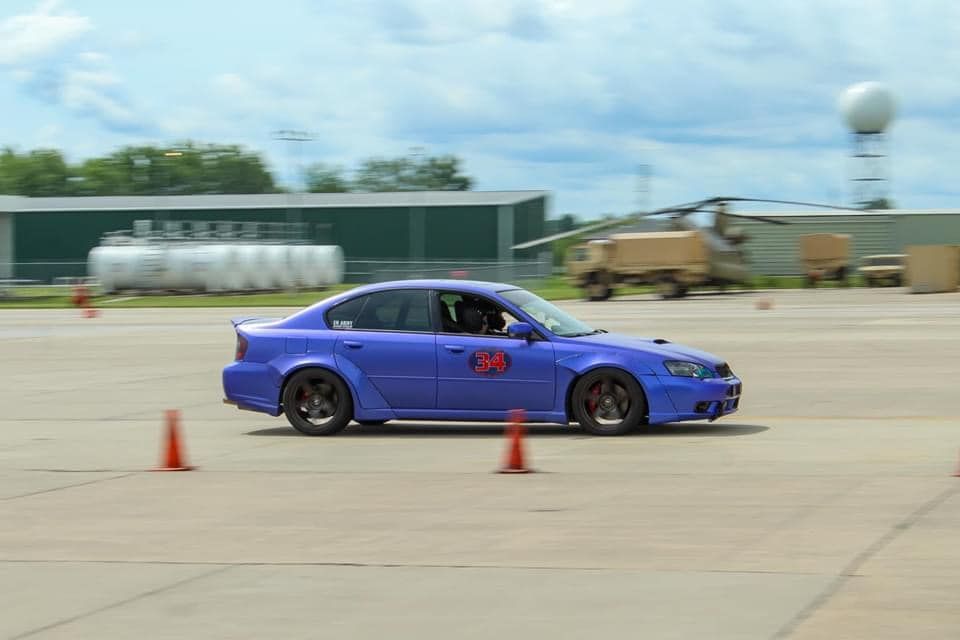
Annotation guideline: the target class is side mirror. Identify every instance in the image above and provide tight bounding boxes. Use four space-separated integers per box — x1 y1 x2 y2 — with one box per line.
507 322 534 340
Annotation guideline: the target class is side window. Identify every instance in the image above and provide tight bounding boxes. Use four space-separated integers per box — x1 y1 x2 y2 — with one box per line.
326 295 366 330
437 291 518 337
351 289 432 332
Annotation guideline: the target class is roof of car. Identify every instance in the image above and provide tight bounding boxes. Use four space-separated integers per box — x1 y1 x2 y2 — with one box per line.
339 279 519 296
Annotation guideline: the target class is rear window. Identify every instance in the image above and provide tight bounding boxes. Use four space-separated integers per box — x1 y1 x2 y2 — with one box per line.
326 296 365 330
326 290 432 332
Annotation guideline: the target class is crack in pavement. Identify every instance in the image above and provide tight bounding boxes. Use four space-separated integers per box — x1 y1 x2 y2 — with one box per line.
771 482 960 639
0 557 829 575
8 565 233 640
0 473 135 502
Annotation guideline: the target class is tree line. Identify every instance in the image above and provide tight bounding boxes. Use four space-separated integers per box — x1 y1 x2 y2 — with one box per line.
0 143 473 197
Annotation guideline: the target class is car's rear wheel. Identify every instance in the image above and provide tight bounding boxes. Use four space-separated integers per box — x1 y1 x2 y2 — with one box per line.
571 368 646 436
282 369 352 436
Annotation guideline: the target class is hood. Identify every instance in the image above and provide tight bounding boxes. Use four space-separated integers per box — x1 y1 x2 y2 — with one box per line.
567 332 726 368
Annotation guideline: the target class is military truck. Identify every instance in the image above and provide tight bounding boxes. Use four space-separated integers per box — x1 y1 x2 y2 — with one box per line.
799 233 851 287
566 230 749 300
858 254 906 287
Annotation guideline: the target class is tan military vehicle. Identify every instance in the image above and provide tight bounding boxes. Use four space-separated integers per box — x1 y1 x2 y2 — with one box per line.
858 254 906 287
799 233 851 286
566 229 749 300
517 196 860 301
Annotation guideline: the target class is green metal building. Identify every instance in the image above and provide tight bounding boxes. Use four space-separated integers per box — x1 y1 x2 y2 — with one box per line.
0 191 549 281
736 210 960 275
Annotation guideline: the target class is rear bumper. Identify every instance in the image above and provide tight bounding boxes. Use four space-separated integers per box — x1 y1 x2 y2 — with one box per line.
222 362 282 416
656 375 742 422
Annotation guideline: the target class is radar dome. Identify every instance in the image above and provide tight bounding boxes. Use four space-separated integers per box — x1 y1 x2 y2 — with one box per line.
840 82 896 133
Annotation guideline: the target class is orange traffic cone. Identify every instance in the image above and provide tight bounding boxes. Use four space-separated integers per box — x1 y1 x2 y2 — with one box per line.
499 409 531 474
154 410 194 471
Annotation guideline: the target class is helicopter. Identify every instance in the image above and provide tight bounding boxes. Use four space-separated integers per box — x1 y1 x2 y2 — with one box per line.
513 196 866 300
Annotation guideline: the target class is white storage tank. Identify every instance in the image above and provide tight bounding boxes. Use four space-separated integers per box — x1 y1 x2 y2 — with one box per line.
313 245 345 285
236 244 271 290
262 244 294 290
88 244 165 293
206 244 244 291
161 244 215 291
287 245 312 288
300 245 322 289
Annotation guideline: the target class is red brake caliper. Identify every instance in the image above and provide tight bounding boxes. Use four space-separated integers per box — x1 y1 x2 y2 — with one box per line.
588 383 600 414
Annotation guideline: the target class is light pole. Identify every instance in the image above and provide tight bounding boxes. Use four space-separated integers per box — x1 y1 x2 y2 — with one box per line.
272 130 314 241
636 163 651 214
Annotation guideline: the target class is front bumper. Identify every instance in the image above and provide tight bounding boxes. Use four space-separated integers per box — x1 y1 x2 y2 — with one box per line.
657 374 742 422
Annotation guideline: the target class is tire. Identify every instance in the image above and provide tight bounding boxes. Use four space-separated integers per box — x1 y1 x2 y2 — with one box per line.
586 282 608 301
585 272 611 302
571 368 647 436
282 368 352 436
356 419 387 426
837 266 849 287
656 276 681 300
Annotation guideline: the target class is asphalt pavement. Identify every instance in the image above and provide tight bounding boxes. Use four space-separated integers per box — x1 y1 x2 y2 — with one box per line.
1 288 958 639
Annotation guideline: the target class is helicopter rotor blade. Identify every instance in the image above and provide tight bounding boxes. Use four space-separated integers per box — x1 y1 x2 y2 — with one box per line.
639 199 715 218
510 217 633 250
715 196 865 212
510 195 854 250
717 211 791 225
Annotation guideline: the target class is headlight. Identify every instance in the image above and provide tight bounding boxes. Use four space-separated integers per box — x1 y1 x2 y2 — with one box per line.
664 360 715 379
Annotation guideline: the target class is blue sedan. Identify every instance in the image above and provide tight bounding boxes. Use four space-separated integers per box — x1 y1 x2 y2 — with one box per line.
222 279 742 435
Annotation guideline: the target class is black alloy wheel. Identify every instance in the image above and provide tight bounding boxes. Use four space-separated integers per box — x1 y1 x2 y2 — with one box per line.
571 368 646 435
282 369 352 436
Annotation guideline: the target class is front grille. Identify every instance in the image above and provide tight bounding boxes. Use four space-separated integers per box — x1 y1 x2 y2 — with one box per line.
715 363 732 378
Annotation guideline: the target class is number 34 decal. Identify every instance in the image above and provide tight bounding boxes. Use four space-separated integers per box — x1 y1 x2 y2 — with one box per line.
469 350 512 376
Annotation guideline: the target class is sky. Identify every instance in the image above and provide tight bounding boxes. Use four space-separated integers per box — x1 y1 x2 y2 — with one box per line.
1 0 959 218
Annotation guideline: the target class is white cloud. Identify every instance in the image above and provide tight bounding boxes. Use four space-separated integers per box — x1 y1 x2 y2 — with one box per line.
5 1 960 214
212 72 256 98
0 0 90 65
61 78 137 129
0 2 153 135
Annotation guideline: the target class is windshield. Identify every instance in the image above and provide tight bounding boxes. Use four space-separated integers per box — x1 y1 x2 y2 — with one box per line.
500 289 598 337
865 256 903 266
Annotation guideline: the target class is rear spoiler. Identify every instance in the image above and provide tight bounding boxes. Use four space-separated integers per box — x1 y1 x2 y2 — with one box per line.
230 317 280 329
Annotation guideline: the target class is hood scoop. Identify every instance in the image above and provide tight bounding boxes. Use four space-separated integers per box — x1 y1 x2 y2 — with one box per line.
652 338 671 344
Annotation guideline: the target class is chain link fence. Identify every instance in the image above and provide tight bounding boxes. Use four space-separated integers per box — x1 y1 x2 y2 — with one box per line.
1 258 555 296
346 259 553 284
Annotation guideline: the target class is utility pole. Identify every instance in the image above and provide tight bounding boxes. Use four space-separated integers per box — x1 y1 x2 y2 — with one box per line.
636 163 652 214
272 129 314 241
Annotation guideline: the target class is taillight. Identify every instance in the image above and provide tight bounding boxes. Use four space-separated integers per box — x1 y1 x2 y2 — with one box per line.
235 334 248 361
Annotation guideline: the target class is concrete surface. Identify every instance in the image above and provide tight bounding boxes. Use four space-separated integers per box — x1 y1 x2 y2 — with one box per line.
0 288 958 639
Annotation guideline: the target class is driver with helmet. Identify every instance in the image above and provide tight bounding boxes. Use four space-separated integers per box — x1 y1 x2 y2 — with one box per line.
453 297 507 335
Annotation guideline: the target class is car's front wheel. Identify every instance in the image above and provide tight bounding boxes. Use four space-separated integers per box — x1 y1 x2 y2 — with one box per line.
571 368 646 435
282 369 352 436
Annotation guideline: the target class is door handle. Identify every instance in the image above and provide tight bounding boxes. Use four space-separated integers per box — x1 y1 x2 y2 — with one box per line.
443 345 464 353
343 341 363 349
